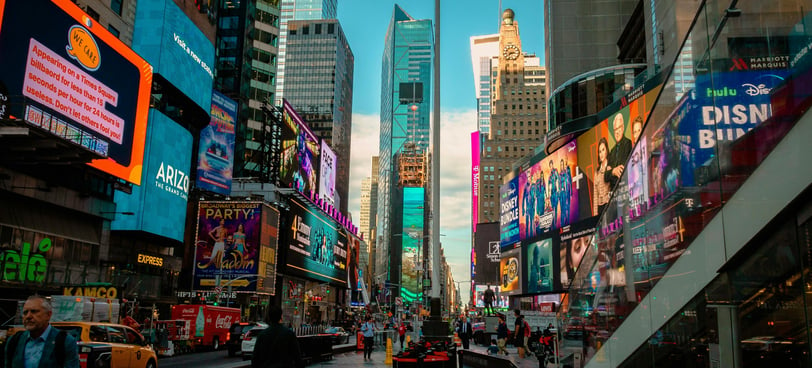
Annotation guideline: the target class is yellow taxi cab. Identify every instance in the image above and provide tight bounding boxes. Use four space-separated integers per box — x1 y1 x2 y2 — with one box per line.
51 321 158 368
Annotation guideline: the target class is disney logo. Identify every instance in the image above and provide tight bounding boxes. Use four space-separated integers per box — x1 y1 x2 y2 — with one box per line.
742 83 771 96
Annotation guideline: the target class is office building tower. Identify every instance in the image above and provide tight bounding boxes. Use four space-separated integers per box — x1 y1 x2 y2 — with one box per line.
376 5 433 294
214 0 280 179
283 18 353 214
476 9 546 224
470 34 500 135
275 0 337 105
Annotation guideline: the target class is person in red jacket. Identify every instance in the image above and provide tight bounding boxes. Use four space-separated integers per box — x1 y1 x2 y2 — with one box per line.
398 323 407 350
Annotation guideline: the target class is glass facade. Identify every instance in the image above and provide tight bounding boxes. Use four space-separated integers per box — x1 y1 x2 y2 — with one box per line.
557 1 812 367
376 5 433 287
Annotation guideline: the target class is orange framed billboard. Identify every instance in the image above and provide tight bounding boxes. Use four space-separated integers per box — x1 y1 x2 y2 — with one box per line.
0 0 152 184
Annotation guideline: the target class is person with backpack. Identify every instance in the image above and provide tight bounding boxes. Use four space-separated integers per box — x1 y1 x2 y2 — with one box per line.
5 295 79 368
360 316 376 361
512 309 530 358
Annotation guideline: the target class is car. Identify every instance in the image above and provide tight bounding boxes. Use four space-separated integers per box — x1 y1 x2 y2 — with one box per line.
241 327 265 361
51 321 158 368
321 327 350 345
226 322 268 357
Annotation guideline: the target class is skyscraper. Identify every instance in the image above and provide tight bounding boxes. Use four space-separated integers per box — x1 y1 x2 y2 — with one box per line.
275 0 337 105
283 18 353 214
360 156 379 286
470 34 500 135
376 5 433 292
476 9 547 224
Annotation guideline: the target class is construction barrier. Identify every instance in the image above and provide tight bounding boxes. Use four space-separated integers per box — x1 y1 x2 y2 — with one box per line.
453 332 461 347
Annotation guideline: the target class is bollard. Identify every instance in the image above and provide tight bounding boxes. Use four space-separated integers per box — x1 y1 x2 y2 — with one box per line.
385 337 393 365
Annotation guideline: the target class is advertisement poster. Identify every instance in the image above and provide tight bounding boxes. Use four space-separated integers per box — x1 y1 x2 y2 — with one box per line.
525 238 554 293
473 222 500 285
0 0 151 184
400 187 425 303
518 140 579 240
132 0 214 111
472 132 480 230
474 285 509 308
499 177 520 246
111 110 192 241
499 247 522 295
258 205 280 295
193 202 262 292
197 91 236 195
348 235 363 305
285 198 348 285
560 233 593 288
627 136 649 220
281 100 320 194
319 141 337 206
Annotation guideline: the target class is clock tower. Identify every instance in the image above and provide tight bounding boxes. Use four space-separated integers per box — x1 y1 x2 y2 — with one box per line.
494 8 525 104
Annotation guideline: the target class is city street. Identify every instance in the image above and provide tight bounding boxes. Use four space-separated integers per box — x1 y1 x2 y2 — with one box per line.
158 350 246 368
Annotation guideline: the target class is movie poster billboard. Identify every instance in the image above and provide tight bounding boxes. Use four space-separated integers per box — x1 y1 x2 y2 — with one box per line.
197 91 236 195
193 202 262 292
525 238 555 293
347 234 363 305
401 187 425 303
286 197 348 285
281 100 320 194
472 132 481 230
499 177 520 246
473 222 500 285
518 141 579 240
499 247 522 295
0 0 152 184
474 285 509 308
319 141 337 206
560 233 593 288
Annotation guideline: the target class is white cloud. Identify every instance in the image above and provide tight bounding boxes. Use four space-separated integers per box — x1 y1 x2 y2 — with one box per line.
348 109 478 304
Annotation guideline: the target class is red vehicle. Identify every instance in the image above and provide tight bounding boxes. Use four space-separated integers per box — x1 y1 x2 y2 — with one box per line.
170 305 240 351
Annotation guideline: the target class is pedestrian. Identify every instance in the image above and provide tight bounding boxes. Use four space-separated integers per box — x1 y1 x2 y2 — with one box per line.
513 309 529 358
456 316 472 349
360 316 376 361
496 314 509 355
398 322 407 350
5 295 80 368
252 305 304 368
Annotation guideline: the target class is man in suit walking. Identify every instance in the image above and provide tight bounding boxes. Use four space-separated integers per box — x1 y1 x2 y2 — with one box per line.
456 317 473 349
5 295 80 368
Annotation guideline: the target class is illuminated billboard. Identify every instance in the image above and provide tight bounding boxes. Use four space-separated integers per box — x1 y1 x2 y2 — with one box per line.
0 0 152 184
474 285 509 308
525 238 555 293
281 100 320 194
499 178 520 247
559 233 592 288
499 246 522 295
473 222 500 285
401 187 425 303
319 141 337 206
471 132 480 230
348 234 363 305
132 0 214 111
197 90 236 195
111 110 191 241
285 197 348 285
258 205 280 295
518 141 579 239
193 201 263 292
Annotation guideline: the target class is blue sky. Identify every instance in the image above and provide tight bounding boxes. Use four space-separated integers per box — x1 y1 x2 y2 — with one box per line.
338 1 545 304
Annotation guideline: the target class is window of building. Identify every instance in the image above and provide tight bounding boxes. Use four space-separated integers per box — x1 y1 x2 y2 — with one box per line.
110 0 123 15
315 24 322 34
107 24 120 38
328 23 335 34
290 29 297 35
302 25 309 34
86 6 100 21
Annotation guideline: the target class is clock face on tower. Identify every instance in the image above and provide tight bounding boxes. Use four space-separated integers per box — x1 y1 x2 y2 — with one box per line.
503 44 520 60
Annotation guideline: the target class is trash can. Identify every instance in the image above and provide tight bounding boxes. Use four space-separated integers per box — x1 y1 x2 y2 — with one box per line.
77 343 112 368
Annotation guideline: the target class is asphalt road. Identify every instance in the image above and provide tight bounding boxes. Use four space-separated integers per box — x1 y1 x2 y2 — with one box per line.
158 349 248 368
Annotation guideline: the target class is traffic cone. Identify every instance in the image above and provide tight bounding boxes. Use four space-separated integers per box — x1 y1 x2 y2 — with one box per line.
385 337 393 365
453 332 461 347
406 334 411 345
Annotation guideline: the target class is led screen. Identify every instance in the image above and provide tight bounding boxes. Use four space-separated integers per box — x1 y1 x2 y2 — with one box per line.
518 141 579 239
193 201 263 292
281 100 320 194
132 0 214 111
525 238 555 293
499 177 520 246
319 141 337 206
499 247 522 295
111 109 191 241
473 285 509 308
285 197 348 285
348 235 363 305
0 0 151 184
197 90 236 195
559 234 592 288
401 187 425 303
473 222 500 285
258 205 280 295
471 132 480 229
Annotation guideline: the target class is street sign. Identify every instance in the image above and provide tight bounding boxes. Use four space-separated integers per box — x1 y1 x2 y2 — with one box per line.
395 297 403 306
214 286 222 294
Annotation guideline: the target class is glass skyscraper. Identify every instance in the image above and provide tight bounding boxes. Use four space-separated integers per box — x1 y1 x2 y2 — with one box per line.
284 19 353 214
376 5 433 288
275 0 337 105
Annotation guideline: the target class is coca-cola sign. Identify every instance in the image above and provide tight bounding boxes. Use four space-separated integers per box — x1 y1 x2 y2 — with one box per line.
215 314 233 329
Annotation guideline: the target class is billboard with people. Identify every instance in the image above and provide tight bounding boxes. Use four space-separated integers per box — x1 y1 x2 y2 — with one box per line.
281 100 320 194
285 197 348 285
197 91 236 195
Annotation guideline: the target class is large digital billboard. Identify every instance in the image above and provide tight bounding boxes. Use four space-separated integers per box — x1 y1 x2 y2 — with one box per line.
525 238 555 294
0 0 152 184
499 246 522 295
281 100 320 194
197 90 236 195
132 0 214 112
285 197 348 285
474 285 509 308
348 234 363 305
472 132 480 230
518 141 580 239
401 187 425 303
193 202 263 292
499 177 520 246
319 141 337 206
257 205 280 295
473 222 500 285
111 110 191 241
